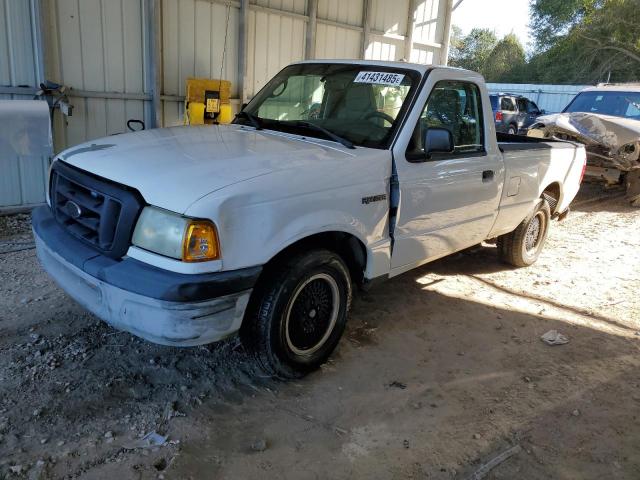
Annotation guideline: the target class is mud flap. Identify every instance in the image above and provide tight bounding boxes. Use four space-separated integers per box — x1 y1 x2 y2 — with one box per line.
626 170 640 207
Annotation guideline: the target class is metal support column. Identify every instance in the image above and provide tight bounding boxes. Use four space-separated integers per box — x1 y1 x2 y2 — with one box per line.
361 0 371 59
305 0 317 60
403 0 415 61
238 0 249 104
29 0 46 85
143 0 162 128
440 0 454 65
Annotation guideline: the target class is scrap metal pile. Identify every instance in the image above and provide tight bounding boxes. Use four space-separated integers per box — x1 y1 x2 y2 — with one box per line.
528 88 640 207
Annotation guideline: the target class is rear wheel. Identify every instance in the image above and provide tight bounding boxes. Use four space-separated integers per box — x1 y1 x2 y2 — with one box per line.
507 124 517 135
497 198 551 267
241 249 352 379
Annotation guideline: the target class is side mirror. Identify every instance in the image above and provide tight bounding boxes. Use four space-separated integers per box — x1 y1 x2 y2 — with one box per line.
539 109 546 115
423 127 454 156
241 102 248 111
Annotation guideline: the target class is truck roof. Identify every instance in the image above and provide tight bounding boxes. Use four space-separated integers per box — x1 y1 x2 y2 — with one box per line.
293 59 474 77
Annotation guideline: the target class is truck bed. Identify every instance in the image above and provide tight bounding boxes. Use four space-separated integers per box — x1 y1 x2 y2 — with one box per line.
486 131 585 240
496 132 578 152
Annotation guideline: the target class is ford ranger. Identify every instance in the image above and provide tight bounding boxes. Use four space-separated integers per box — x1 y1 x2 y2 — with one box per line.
32 60 586 378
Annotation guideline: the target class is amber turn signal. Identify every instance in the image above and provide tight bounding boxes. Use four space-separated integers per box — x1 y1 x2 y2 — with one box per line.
182 221 220 262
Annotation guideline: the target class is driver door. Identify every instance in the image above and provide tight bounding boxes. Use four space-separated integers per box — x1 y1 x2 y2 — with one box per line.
390 73 503 275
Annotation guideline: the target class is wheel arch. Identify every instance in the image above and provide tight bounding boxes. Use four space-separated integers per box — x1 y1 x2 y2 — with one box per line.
541 181 562 214
259 230 368 287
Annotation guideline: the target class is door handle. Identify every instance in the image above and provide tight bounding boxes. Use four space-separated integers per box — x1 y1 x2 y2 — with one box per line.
482 170 494 182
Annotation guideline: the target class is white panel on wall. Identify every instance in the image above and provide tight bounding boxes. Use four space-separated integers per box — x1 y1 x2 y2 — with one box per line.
0 0 38 88
0 1 49 208
162 0 240 126
365 35 404 61
410 46 436 64
246 8 306 99
370 0 408 36
318 0 363 26
255 0 307 16
48 0 147 148
413 0 443 47
315 24 361 60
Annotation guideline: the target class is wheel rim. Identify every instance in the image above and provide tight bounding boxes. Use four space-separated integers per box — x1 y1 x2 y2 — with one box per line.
525 212 544 253
284 273 340 356
509 126 516 134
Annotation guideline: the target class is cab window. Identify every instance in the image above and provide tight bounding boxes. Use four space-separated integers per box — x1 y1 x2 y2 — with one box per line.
410 80 485 156
500 97 516 111
527 101 541 114
516 98 528 112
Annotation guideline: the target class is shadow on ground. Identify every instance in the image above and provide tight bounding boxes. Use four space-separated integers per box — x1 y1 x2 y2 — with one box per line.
2 246 638 479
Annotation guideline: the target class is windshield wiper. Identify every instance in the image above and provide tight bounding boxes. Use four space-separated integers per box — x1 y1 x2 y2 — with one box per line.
281 120 355 149
235 111 262 130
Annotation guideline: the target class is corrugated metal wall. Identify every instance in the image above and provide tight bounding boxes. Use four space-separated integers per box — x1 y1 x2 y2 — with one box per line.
0 0 50 209
1 0 454 209
366 0 407 61
247 0 307 99
44 0 149 148
316 0 363 59
410 0 443 64
162 0 240 126
487 83 589 114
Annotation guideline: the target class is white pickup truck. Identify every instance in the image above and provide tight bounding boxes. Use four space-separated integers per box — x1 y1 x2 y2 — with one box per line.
33 60 586 378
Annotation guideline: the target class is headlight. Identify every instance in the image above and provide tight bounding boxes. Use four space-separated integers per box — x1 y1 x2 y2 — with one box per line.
132 206 220 262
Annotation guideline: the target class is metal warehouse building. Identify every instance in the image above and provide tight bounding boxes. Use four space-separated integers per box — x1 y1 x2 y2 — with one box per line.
0 0 454 210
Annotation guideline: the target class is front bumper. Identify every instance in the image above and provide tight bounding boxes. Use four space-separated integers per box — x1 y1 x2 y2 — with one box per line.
32 206 261 346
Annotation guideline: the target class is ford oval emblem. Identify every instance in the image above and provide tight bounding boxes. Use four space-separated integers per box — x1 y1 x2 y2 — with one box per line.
65 200 82 219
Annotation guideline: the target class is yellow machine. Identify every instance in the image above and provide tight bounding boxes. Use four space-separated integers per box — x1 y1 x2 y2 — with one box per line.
184 78 233 125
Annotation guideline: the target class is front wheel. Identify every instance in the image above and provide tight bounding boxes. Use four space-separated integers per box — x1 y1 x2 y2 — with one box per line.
241 249 352 379
497 198 551 267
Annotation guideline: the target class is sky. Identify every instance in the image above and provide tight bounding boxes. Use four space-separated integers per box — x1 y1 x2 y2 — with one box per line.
451 0 533 49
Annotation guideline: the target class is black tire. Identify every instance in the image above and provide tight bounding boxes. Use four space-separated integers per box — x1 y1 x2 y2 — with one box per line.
497 198 551 267
241 249 352 379
508 124 518 135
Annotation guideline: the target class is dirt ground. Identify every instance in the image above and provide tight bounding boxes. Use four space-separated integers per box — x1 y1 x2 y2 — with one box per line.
1 184 639 480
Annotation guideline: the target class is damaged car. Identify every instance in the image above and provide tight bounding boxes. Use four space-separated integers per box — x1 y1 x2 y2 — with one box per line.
528 85 640 206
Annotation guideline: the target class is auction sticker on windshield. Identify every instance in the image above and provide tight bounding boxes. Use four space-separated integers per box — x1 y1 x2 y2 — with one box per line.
354 71 405 86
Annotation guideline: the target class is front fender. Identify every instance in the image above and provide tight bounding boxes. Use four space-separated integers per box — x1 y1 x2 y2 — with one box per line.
186 176 392 279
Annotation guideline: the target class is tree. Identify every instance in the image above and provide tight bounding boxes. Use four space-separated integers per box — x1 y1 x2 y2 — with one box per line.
527 0 640 83
448 28 526 82
448 28 498 74
530 0 600 49
483 34 527 82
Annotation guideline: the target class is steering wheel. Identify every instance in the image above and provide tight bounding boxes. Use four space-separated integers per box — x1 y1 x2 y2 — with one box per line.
363 111 395 125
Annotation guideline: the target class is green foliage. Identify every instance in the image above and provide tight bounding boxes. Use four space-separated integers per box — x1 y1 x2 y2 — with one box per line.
528 0 640 83
449 0 640 84
448 28 525 82
449 28 498 74
530 0 600 49
483 34 526 82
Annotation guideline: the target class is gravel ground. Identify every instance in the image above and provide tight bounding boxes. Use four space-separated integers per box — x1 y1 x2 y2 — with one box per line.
0 184 638 479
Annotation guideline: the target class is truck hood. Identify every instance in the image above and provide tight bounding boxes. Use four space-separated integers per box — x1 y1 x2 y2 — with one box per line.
57 124 357 213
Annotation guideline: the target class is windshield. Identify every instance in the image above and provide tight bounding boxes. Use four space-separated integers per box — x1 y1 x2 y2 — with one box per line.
564 91 640 119
236 63 420 149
